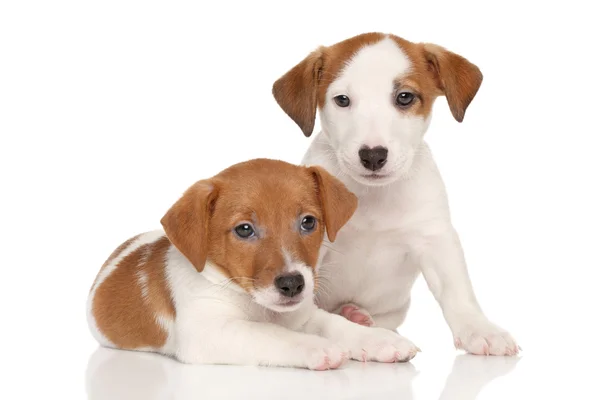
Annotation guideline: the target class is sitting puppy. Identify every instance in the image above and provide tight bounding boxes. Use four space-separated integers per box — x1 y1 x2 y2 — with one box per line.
272 32 518 356
87 159 419 370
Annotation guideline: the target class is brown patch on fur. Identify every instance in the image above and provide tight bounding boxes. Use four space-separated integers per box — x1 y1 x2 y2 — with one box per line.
272 32 483 134
389 36 444 119
92 235 175 350
308 166 358 242
420 42 483 122
91 234 140 291
160 181 217 273
392 75 438 118
162 159 357 292
273 32 385 136
270 50 324 137
390 37 482 121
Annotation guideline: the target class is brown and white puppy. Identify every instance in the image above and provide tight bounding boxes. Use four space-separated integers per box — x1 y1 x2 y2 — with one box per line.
87 158 420 370
272 33 519 356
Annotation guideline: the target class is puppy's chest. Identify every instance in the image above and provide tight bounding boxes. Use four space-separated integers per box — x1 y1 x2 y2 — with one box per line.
351 193 421 231
317 229 419 313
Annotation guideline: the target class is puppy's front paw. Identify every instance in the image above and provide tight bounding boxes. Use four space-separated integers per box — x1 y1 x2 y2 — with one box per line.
453 319 519 356
303 339 350 371
347 328 419 363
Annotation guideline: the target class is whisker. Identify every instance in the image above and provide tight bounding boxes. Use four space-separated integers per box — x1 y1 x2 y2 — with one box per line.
203 276 257 295
322 242 345 255
314 279 331 294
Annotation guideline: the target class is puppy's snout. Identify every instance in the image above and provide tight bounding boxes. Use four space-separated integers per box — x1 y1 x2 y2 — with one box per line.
274 273 305 298
358 146 388 171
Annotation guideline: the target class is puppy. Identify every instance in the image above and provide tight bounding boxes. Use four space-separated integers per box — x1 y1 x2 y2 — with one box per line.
272 33 519 356
87 158 420 370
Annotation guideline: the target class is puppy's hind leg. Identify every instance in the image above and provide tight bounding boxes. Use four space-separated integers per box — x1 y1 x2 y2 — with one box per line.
335 303 375 327
335 299 411 331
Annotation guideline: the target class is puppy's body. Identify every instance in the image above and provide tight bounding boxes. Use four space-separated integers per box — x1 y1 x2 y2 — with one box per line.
87 159 419 369
305 138 452 327
273 33 519 356
87 230 323 365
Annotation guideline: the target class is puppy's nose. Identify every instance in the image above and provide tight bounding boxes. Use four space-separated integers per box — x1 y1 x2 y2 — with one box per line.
274 273 305 298
358 146 388 171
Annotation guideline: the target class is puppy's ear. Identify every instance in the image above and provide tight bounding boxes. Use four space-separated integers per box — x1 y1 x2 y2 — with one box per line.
309 166 358 242
423 43 483 123
160 180 218 272
272 49 324 137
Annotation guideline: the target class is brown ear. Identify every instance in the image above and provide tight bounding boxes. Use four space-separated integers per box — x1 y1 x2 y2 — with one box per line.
423 43 483 123
309 166 358 242
160 180 218 272
272 49 324 137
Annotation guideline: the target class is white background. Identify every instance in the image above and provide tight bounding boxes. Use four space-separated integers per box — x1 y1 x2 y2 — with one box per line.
1 1 599 399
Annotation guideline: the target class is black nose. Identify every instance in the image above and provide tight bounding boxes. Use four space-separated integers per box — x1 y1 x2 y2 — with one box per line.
358 146 388 171
274 274 305 298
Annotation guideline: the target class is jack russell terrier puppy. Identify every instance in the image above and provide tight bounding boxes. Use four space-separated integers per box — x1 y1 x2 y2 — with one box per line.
272 32 519 356
87 158 420 370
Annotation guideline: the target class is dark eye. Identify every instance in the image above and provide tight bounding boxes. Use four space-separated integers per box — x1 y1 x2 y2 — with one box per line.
300 215 317 233
396 92 415 107
234 223 255 239
333 95 350 108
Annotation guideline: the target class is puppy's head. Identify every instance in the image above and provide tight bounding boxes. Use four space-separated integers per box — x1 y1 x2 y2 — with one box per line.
273 33 483 186
160 159 357 312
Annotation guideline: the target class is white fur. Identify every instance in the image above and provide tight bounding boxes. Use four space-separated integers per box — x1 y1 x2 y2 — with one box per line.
137 270 149 301
88 232 419 369
155 314 176 355
165 238 418 367
303 36 518 355
323 37 431 186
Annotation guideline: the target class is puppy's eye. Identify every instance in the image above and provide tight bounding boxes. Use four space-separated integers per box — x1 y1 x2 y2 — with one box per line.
234 223 255 239
333 95 350 108
300 216 317 233
396 92 415 107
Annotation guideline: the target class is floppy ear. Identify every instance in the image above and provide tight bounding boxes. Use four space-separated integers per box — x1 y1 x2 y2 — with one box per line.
272 49 324 137
309 166 358 242
423 43 483 123
160 180 218 272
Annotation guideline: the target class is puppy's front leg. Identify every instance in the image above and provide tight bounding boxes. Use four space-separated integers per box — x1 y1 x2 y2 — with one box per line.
416 227 519 356
176 319 349 370
299 307 419 363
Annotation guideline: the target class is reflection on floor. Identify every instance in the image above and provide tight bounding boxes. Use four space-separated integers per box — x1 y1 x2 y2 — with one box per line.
86 346 520 399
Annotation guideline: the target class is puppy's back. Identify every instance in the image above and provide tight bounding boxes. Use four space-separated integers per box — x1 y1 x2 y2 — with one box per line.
87 230 175 353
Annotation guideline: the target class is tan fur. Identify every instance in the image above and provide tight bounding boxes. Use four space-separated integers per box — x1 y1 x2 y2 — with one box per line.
272 32 483 136
272 32 385 136
270 50 325 137
90 234 140 291
162 159 357 291
92 236 175 349
308 166 357 242
91 159 357 350
421 42 483 122
160 181 217 272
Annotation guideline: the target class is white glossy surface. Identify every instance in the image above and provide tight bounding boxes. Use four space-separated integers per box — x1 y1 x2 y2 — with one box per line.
85 348 511 399
83 343 594 399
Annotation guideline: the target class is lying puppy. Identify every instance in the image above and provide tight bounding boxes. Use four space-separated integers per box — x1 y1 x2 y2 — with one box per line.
87 159 419 370
272 32 519 356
